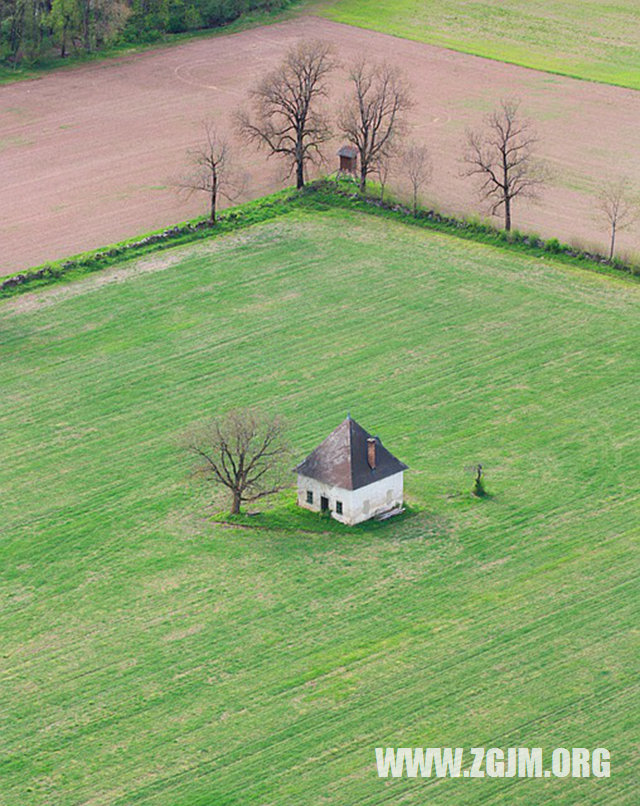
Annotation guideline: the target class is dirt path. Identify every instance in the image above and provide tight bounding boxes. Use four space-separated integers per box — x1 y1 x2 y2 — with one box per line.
2 16 640 274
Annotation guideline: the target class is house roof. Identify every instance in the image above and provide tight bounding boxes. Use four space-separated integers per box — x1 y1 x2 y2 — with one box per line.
338 144 358 158
295 416 408 491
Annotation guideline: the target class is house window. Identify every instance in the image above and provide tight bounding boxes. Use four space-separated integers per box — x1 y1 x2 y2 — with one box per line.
336 501 343 515
306 490 313 504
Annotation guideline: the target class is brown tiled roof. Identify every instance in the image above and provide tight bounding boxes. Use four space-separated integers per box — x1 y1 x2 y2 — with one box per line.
338 145 358 158
295 417 408 491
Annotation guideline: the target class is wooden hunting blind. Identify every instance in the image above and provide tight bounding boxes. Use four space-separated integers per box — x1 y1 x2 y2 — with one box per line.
338 145 358 174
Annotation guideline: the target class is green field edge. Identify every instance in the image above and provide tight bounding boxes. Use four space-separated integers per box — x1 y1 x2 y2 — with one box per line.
0 2 303 86
314 10 640 93
3 179 638 302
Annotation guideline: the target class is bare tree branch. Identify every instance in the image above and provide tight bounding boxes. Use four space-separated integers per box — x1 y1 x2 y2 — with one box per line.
185 409 291 515
596 176 639 261
338 57 413 192
176 120 246 223
404 141 432 215
235 39 338 190
373 149 396 201
463 98 548 231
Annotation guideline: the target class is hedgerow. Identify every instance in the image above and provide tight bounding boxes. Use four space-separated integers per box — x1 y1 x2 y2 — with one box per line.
2 179 638 300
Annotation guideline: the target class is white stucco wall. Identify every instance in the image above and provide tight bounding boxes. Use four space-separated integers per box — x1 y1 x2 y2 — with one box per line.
348 472 404 524
296 472 404 526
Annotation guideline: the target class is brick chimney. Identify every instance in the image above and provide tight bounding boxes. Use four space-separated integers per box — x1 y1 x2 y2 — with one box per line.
367 437 377 470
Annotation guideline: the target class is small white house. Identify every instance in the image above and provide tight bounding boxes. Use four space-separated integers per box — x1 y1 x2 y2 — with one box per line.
294 416 408 526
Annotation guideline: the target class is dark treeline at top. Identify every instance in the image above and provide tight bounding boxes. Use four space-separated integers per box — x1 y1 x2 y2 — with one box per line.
1 0 291 64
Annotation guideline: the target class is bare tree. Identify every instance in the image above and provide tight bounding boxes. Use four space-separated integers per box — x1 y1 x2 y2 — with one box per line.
404 142 432 215
177 121 244 223
374 150 395 201
236 39 337 190
338 57 413 192
186 409 291 516
463 98 546 231
596 176 638 261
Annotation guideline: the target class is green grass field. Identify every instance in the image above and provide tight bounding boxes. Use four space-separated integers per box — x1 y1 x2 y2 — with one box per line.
1 209 638 804
314 0 640 90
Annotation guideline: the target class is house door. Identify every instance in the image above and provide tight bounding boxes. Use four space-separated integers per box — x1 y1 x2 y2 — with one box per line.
320 496 329 511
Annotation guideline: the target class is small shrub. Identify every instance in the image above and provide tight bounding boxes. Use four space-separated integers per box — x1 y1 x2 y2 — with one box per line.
471 464 487 498
472 478 486 497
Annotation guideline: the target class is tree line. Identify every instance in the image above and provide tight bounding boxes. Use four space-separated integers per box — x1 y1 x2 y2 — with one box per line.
1 0 289 64
183 38 637 261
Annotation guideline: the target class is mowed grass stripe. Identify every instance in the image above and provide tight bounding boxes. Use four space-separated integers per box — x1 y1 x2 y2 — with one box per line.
4 533 634 722
3 492 633 697
122 607 635 801
1 210 638 804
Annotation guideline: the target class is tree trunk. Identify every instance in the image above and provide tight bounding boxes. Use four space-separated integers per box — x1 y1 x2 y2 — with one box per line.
83 22 90 53
210 188 216 223
609 223 616 261
504 196 512 231
296 158 304 190
359 164 367 192
83 0 91 52
230 490 241 515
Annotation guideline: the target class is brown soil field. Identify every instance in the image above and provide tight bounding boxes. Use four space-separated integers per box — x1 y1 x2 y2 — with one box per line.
2 16 640 274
